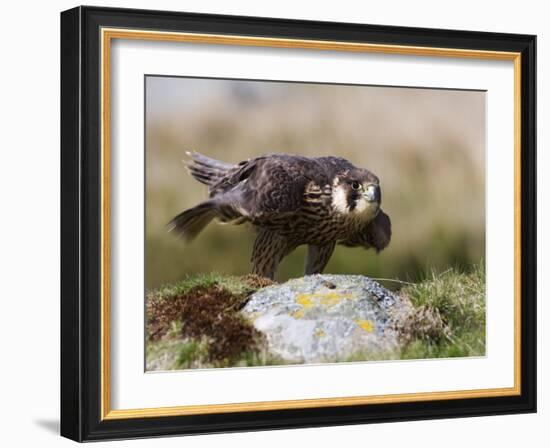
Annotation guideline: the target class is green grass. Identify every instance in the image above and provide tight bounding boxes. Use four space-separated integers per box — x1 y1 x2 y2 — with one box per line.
397 262 486 359
145 264 485 370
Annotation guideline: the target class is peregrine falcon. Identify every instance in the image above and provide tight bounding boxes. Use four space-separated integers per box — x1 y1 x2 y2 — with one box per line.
169 152 391 279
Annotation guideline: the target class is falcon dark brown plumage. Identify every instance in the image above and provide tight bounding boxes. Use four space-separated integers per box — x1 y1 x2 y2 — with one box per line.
168 152 391 279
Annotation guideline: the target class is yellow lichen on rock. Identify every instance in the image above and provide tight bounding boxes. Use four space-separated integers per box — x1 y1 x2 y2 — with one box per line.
296 291 354 309
314 328 326 338
355 319 374 333
296 294 314 308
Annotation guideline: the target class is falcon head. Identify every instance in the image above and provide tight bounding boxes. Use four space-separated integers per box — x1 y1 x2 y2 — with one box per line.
332 169 381 220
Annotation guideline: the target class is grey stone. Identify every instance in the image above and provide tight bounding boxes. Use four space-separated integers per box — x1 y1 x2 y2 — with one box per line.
242 274 406 363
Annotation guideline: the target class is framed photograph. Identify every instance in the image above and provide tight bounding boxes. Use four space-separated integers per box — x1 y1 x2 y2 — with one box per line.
60 6 536 441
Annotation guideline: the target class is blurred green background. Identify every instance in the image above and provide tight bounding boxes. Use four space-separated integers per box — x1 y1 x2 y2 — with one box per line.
145 76 485 290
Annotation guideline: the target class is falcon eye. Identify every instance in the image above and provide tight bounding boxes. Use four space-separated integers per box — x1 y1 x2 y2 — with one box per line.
350 181 361 190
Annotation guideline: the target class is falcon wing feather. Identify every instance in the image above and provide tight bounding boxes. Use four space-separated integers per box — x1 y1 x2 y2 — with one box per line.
212 154 316 218
340 209 392 252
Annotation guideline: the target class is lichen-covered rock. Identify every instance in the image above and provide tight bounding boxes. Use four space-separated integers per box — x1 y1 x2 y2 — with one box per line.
242 274 406 363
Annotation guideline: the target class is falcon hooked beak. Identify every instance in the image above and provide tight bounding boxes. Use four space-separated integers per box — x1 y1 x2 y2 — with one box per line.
363 183 380 203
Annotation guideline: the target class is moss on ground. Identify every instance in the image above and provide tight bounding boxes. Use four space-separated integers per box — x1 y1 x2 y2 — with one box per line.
146 274 283 369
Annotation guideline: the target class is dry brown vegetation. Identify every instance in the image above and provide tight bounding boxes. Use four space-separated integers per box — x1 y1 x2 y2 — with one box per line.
147 284 261 362
146 274 278 369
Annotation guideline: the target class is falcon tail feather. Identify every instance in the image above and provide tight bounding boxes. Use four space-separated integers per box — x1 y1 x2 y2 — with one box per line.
185 151 234 187
167 201 218 241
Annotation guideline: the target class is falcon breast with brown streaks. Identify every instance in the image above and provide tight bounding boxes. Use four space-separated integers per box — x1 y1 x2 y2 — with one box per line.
168 151 391 279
